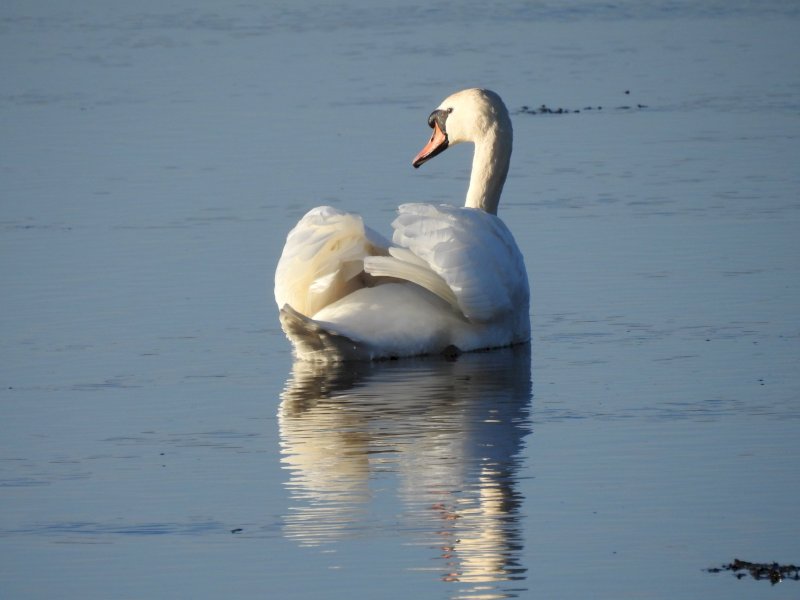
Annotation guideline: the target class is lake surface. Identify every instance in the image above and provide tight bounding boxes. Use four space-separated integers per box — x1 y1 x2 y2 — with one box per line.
2 1 799 598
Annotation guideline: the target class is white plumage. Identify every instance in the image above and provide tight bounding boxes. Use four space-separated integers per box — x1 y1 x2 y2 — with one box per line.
274 88 530 361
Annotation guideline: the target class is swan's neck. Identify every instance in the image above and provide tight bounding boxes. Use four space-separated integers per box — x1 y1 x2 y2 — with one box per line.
464 128 512 215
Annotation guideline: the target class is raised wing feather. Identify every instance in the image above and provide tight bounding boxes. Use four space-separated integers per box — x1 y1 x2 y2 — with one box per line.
275 206 390 316
388 203 529 323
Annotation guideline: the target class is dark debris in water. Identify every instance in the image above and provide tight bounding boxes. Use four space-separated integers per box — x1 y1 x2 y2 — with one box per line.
517 103 648 115
517 91 647 116
707 559 800 584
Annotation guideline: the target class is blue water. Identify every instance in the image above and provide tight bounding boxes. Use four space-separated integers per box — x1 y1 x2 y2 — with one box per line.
2 1 799 598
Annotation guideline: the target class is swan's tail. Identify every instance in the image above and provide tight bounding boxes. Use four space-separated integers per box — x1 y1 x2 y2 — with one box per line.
279 304 373 361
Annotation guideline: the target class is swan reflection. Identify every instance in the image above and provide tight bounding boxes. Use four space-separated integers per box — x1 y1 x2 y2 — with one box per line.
279 346 532 595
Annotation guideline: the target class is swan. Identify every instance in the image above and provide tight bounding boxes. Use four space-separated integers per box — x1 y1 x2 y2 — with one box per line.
274 88 530 361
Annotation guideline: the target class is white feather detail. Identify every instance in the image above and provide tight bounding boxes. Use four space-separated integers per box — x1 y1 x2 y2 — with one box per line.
387 246 430 269
363 255 461 313
274 206 390 317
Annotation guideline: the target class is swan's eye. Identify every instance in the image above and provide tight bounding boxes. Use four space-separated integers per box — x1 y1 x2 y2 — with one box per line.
427 109 452 133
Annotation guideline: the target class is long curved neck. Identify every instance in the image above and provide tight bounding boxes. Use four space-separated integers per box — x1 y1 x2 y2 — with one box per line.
464 127 512 215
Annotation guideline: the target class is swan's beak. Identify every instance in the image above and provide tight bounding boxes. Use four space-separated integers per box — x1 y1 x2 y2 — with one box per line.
412 122 449 168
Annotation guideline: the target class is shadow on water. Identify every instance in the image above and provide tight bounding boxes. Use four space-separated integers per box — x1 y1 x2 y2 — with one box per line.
278 345 533 598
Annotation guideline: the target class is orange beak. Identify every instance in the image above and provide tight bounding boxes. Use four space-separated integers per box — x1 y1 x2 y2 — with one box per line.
412 121 449 168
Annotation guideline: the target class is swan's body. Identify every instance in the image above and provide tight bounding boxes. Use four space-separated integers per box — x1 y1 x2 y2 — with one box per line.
275 88 529 361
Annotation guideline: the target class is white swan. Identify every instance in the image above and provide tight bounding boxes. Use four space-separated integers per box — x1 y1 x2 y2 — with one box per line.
274 88 530 361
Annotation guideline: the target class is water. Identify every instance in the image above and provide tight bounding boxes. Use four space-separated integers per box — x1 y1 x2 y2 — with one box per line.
2 1 799 598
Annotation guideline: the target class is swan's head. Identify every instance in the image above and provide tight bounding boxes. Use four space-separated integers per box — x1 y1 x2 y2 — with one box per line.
412 88 512 168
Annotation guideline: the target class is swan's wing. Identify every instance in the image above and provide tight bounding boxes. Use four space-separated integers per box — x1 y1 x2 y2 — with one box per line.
367 203 528 322
275 206 390 316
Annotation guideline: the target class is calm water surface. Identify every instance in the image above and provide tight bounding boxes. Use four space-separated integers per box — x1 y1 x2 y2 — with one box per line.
2 1 799 598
